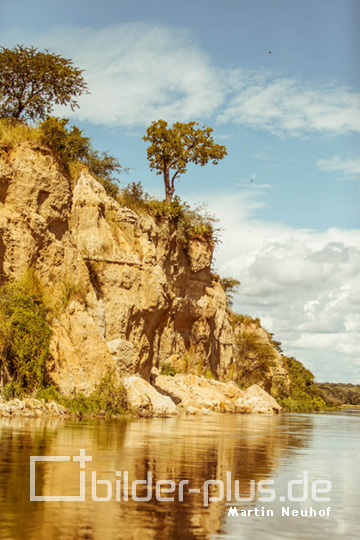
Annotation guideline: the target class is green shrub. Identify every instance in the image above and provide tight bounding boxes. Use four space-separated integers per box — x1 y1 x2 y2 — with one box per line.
118 184 220 246
160 362 180 377
233 328 276 389
0 271 51 395
38 116 124 196
39 116 91 164
277 357 328 412
118 181 149 212
36 372 129 416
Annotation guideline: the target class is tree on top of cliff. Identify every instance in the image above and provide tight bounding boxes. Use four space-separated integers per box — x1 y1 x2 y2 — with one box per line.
0 45 89 121
143 120 227 202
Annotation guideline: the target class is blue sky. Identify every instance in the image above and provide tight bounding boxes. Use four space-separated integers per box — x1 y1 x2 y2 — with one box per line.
1 0 359 382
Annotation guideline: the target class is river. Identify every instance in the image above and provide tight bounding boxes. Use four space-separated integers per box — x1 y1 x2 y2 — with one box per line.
0 409 359 539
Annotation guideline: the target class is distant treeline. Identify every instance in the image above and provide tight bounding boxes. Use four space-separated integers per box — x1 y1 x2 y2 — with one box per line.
315 383 360 406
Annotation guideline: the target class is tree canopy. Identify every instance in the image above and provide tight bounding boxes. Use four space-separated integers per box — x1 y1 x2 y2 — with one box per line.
0 45 88 121
143 119 227 202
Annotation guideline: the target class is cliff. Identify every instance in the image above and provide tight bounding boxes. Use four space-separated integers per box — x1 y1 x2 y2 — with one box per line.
0 142 289 402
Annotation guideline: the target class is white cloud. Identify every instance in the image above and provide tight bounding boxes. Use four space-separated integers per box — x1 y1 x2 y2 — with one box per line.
3 24 225 126
201 189 360 382
218 70 360 136
316 156 360 180
3 24 360 136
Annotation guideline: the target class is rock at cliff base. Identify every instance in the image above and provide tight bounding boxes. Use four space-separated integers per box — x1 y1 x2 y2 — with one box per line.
240 384 282 414
154 374 248 413
123 376 178 417
153 374 282 414
0 398 68 418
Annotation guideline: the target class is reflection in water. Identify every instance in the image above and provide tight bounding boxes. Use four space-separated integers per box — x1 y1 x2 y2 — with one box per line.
0 411 357 540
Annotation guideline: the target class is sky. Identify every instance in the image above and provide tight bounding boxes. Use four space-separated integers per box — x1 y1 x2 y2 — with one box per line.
1 0 359 382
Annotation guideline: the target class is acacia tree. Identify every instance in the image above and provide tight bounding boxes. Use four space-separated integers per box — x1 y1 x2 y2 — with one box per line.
0 45 89 121
143 119 227 202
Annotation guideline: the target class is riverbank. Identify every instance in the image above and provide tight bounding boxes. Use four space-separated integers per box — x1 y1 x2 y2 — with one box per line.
0 396 69 418
0 374 283 419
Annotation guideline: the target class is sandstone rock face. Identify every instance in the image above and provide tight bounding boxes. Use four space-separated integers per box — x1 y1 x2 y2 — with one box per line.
69 171 235 381
107 338 135 375
0 144 116 393
123 376 178 417
0 143 234 392
0 143 288 405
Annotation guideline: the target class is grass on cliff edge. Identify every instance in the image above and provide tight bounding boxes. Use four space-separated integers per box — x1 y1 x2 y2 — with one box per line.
0 117 220 246
118 181 220 246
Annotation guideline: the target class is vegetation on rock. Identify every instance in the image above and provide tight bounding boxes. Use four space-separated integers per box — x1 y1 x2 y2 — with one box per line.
36 372 129 417
0 269 51 397
117 180 220 246
276 357 328 412
232 323 278 392
160 362 181 377
219 277 241 308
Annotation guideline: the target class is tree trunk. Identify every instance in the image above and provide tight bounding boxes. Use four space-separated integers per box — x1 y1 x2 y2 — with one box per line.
164 167 171 203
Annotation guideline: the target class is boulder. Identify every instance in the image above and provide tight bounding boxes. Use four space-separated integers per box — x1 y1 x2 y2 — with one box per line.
241 384 282 414
123 376 178 417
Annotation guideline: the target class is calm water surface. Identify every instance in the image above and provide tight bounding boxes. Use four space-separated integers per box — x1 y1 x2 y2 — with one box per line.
0 409 359 539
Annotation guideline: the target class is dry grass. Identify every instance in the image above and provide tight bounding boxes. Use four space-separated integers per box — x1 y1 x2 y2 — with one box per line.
61 278 88 308
67 160 83 188
0 119 42 147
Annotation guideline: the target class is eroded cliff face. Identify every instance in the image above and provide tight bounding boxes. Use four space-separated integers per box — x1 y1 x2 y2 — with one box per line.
0 143 234 393
0 143 290 397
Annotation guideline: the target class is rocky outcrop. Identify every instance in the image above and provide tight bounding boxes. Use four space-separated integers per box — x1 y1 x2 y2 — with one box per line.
152 373 281 414
153 373 244 413
0 143 234 392
0 142 288 408
0 396 68 418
